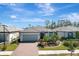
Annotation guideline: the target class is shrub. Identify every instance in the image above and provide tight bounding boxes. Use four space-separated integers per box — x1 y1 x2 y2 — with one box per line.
61 37 66 40
63 41 70 47
56 40 60 45
43 34 49 42
63 40 79 56
11 40 16 44
37 43 44 48
73 42 79 48
11 38 19 45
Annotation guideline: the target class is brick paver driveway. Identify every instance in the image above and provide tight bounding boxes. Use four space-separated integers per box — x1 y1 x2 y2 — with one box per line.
12 42 38 56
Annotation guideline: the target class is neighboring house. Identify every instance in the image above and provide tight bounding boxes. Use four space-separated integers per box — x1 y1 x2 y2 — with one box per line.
20 26 79 42
52 26 79 39
0 24 22 43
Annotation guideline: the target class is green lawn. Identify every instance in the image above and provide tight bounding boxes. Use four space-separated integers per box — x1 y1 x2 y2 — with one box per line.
0 43 18 51
39 44 69 50
76 47 79 49
6 44 18 51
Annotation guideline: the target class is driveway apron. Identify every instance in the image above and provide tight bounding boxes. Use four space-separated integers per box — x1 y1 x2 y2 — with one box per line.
12 43 38 56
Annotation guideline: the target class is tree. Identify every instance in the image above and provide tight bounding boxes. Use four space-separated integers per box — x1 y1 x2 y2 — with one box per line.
28 24 32 28
73 22 77 27
77 22 79 27
68 40 75 56
50 20 56 29
57 19 72 27
57 20 64 27
45 20 50 28
76 31 79 46
76 31 79 39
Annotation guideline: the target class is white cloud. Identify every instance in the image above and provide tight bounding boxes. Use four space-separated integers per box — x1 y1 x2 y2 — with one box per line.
59 13 79 22
1 3 24 12
14 18 45 23
56 4 77 11
9 4 24 12
0 3 16 7
5 4 35 16
35 3 55 16
9 3 16 6
10 15 17 19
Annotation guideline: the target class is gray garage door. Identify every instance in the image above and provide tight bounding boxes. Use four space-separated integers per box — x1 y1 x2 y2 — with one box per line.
22 34 39 42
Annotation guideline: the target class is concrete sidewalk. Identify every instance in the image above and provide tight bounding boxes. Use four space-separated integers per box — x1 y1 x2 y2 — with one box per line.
39 50 79 55
0 51 13 55
12 43 38 56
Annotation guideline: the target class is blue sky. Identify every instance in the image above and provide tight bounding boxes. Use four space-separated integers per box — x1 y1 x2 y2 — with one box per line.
0 3 79 28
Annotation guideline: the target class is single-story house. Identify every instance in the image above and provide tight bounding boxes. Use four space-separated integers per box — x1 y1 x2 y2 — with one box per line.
20 27 53 42
20 26 79 42
1 24 79 43
0 24 22 43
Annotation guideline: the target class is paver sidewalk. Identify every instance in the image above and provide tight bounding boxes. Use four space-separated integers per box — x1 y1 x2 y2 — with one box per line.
12 43 38 56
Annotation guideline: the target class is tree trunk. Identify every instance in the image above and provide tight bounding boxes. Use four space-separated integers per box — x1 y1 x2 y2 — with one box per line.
70 51 73 56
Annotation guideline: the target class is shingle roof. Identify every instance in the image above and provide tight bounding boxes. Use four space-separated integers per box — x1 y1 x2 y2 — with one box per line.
21 26 79 32
0 24 22 32
21 27 52 32
52 26 79 32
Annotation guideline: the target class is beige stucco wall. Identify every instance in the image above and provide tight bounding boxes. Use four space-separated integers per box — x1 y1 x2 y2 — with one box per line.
9 32 19 42
58 32 65 37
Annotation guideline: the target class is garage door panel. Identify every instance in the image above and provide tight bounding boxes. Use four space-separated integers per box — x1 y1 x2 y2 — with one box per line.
23 35 38 41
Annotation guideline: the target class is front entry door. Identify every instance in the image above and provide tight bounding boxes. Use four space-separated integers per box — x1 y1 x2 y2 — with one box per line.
40 32 45 39
68 32 73 38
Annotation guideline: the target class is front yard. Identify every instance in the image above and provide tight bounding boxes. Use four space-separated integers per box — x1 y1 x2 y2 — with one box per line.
39 42 79 50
